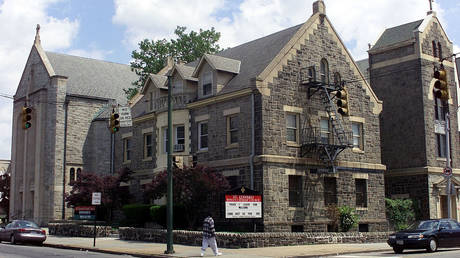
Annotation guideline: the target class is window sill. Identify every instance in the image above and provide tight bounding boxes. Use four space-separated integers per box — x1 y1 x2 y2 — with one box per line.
225 143 239 150
286 142 300 147
123 160 132 165
352 148 365 154
437 157 447 162
142 157 152 162
356 207 368 211
197 149 208 153
288 207 303 211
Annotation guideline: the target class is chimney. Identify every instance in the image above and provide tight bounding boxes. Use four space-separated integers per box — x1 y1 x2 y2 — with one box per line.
313 0 326 15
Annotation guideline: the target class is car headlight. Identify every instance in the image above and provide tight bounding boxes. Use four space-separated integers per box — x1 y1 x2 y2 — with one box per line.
408 234 424 239
389 235 396 239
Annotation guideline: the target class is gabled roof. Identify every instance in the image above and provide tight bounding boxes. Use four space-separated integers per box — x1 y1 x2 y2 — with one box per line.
173 64 198 82
140 74 168 94
370 20 424 51
192 54 241 77
215 24 303 94
46 52 138 104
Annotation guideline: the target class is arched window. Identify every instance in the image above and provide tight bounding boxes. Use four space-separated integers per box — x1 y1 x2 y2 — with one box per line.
320 59 329 83
69 168 75 185
432 41 437 58
77 168 82 181
334 72 341 86
438 42 442 61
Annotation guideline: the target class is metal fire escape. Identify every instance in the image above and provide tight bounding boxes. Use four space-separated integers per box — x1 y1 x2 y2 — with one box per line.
299 69 353 172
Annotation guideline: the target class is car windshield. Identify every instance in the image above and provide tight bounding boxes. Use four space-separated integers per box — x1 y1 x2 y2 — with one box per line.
17 221 39 228
416 220 439 230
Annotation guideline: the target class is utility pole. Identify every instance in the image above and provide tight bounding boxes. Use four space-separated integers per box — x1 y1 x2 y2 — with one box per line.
165 73 174 254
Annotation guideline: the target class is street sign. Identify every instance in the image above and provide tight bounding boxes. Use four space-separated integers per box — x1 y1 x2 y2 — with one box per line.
443 167 453 177
92 192 101 205
118 106 132 127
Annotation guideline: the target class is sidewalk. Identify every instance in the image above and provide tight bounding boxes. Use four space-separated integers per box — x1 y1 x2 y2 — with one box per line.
43 235 393 258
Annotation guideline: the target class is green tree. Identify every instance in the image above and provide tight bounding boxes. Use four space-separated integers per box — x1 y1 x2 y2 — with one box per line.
339 205 359 232
385 198 415 231
0 171 10 220
127 26 222 99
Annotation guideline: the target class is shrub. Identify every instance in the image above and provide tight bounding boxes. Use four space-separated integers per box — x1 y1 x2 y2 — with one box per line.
122 203 152 227
385 198 415 231
339 205 359 232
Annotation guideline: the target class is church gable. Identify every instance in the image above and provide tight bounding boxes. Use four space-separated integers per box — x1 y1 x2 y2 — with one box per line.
419 16 453 59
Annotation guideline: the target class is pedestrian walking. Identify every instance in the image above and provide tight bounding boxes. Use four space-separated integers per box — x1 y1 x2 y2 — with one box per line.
201 213 222 256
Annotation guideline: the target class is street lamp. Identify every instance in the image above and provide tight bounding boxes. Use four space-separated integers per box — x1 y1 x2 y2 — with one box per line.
165 73 174 254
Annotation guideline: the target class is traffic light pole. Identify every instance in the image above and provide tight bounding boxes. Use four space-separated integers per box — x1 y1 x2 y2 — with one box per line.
445 111 452 218
165 74 174 254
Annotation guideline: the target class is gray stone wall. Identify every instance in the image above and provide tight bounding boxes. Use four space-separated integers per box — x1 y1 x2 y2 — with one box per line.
370 44 415 64
84 119 112 174
119 227 391 248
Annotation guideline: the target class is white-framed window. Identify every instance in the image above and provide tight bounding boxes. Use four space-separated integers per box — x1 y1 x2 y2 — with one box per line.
198 121 208 150
320 58 329 84
174 125 185 152
202 72 212 96
144 133 153 158
352 122 363 150
227 115 239 145
320 119 331 144
286 113 299 143
123 137 131 162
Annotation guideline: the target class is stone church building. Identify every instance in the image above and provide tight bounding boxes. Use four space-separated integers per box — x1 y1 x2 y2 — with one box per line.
358 10 460 220
114 0 387 232
10 26 137 225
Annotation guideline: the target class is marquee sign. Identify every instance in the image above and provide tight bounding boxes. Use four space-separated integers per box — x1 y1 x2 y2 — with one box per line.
225 187 262 218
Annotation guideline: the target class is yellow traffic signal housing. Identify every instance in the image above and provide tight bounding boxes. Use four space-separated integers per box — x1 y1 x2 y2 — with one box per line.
336 89 349 116
433 69 448 101
110 112 120 133
22 106 32 129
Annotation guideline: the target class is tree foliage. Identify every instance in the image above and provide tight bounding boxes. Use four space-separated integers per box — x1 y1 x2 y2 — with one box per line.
385 198 415 231
0 171 10 217
143 165 229 228
65 167 133 220
338 205 359 232
127 26 222 99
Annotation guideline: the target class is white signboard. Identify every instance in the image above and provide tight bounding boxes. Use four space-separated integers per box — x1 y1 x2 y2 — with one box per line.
225 195 262 218
92 192 101 205
118 106 132 127
434 120 446 134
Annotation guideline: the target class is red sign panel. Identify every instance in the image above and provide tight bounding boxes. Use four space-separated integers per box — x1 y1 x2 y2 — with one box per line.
75 206 96 211
225 195 262 202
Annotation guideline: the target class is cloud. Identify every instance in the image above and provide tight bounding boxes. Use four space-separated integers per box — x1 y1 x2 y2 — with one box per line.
113 0 440 61
67 48 112 60
0 0 79 159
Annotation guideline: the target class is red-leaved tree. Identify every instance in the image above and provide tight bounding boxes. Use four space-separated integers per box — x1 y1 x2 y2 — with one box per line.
0 171 10 220
65 167 133 221
144 165 229 228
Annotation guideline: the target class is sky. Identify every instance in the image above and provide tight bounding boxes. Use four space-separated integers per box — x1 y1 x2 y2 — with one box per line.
0 0 459 160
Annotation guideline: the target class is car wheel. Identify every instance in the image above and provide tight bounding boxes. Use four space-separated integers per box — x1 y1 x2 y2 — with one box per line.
393 246 404 254
427 237 437 252
10 234 16 245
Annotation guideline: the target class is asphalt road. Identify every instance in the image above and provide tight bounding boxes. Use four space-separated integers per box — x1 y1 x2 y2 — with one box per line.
0 243 136 258
327 248 460 257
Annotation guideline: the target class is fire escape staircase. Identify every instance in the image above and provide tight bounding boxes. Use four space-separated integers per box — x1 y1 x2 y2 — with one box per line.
300 79 353 172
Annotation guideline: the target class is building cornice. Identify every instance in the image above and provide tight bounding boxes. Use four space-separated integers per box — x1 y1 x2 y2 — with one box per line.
386 166 460 177
187 88 253 109
132 112 155 124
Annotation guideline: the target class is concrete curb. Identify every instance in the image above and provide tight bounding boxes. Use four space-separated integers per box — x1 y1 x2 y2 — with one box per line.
43 243 173 258
291 248 393 257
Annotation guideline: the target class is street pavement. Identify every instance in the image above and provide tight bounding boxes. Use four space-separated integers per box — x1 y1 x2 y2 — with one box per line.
43 234 393 258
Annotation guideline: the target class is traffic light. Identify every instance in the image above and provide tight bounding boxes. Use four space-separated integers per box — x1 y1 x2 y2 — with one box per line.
110 110 120 133
433 68 448 101
22 106 32 129
336 88 349 116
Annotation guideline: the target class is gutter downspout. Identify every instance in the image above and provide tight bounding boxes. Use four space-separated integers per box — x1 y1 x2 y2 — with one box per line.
250 93 255 189
62 99 69 220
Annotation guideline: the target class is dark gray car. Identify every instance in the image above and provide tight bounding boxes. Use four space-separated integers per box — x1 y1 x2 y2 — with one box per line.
0 220 46 245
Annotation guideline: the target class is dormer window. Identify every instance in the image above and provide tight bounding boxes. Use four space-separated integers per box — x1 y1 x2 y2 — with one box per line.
202 71 212 96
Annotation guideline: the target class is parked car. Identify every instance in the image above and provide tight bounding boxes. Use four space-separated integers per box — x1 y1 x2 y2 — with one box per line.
388 219 460 253
0 220 46 245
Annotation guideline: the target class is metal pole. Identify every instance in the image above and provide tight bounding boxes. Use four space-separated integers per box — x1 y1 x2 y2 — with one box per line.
445 111 452 218
165 74 174 254
111 133 114 174
93 207 97 247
